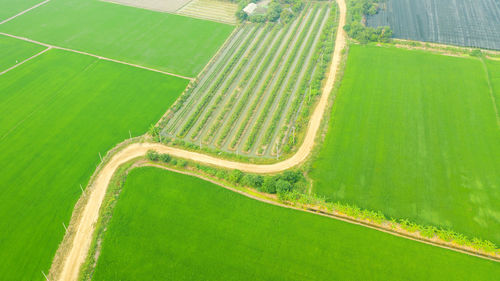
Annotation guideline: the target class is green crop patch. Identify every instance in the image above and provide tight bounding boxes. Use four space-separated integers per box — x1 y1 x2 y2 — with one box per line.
92 167 500 280
485 59 500 114
310 45 500 244
0 34 46 71
0 48 187 280
0 0 234 77
0 0 44 21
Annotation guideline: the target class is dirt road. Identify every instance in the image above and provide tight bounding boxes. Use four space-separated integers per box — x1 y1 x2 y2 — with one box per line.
56 0 346 279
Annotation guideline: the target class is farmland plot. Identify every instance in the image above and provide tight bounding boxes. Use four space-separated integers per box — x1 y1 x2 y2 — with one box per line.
177 0 238 24
368 0 500 50
0 47 187 280
161 3 335 157
91 167 500 280
0 34 46 71
0 0 234 77
310 45 500 245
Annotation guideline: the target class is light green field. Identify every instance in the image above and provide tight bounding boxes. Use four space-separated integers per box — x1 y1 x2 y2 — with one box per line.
311 45 500 244
0 34 45 71
93 167 500 280
0 0 234 77
0 47 187 280
0 0 43 21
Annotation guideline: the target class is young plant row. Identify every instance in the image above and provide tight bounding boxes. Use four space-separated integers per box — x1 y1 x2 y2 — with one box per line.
177 26 259 138
226 8 310 150
216 14 302 149
189 27 269 140
258 6 329 154
164 26 251 134
276 4 338 155
203 25 280 144
242 5 319 153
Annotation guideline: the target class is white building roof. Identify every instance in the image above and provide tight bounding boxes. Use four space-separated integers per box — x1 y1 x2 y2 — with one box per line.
243 3 257 14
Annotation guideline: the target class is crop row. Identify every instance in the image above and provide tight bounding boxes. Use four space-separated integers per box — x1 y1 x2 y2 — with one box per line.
275 4 338 154
258 6 329 154
242 5 320 153
215 17 300 148
226 7 311 150
204 25 279 144
177 25 259 138
189 26 269 140
163 26 250 134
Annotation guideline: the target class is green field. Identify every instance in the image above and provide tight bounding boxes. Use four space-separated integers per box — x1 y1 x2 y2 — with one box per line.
0 0 43 21
485 59 500 113
310 45 500 244
0 34 45 70
0 0 234 77
0 46 188 280
92 167 500 280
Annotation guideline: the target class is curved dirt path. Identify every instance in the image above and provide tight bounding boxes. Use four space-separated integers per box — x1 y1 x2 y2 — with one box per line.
57 0 346 280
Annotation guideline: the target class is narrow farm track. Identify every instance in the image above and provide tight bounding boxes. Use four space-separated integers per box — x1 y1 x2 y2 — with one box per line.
56 0 347 279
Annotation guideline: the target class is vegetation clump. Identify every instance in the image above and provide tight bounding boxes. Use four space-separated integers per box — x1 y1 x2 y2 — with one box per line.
235 0 304 23
344 0 392 43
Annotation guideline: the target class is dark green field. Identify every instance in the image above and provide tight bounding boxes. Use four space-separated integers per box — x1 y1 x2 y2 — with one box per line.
93 167 500 280
311 45 500 244
0 34 45 70
0 0 234 77
0 46 187 280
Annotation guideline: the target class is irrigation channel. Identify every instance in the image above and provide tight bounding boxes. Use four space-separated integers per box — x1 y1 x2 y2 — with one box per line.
160 3 332 158
54 0 348 280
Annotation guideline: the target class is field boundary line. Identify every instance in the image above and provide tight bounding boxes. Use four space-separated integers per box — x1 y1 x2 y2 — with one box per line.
480 57 500 128
0 46 51 76
0 0 50 25
0 32 194 81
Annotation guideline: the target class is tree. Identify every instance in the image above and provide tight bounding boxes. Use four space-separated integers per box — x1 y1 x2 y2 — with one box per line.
261 177 277 193
275 179 292 194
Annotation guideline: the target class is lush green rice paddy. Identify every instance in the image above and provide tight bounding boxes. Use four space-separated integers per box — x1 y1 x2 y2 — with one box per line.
0 48 187 280
0 34 45 71
310 45 500 244
0 0 234 77
93 167 500 280
0 0 43 21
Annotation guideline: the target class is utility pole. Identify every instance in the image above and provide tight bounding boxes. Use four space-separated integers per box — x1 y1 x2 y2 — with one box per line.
62 222 67 232
129 129 132 139
80 184 84 193
42 271 49 281
99 152 102 162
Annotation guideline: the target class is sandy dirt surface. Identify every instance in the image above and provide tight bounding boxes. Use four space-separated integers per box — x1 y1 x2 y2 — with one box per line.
56 0 346 279
101 0 192 13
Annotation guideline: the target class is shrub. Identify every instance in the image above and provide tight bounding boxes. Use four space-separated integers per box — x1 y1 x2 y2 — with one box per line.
159 153 171 163
261 177 277 193
146 150 159 161
229 170 244 184
176 159 187 168
241 174 264 187
216 170 227 180
276 179 293 194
